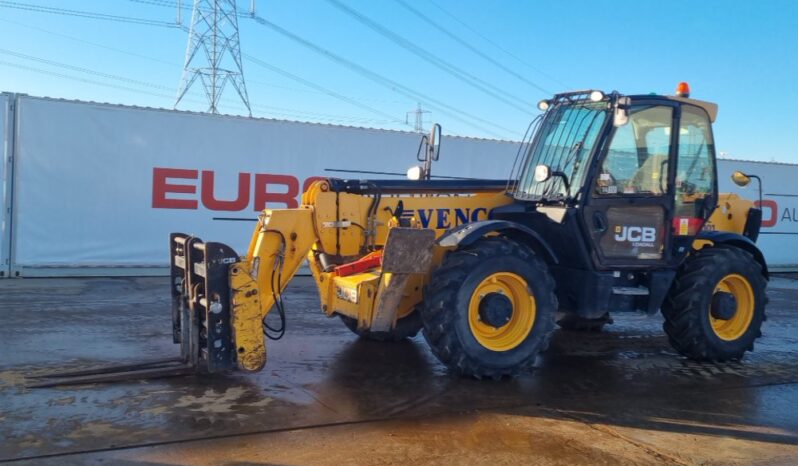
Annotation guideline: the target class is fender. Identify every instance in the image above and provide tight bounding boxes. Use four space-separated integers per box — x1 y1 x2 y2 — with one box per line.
437 220 559 265
696 231 769 279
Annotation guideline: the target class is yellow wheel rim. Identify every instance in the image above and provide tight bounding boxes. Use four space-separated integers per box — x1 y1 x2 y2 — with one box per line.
709 273 755 341
468 272 536 352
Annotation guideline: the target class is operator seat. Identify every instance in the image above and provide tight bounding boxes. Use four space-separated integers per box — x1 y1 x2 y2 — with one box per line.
628 154 667 195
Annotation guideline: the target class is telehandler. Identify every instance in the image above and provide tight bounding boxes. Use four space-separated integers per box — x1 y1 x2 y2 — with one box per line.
30 84 769 386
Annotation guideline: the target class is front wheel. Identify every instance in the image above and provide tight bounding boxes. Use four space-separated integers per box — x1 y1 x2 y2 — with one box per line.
662 245 767 361
421 237 557 379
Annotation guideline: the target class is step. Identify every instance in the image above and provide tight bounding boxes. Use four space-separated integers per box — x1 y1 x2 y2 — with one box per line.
612 286 650 296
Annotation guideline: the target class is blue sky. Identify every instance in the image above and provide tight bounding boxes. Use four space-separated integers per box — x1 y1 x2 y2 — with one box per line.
0 0 795 162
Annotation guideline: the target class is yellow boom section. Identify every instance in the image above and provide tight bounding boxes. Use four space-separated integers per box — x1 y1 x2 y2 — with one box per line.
229 207 316 372
228 179 512 371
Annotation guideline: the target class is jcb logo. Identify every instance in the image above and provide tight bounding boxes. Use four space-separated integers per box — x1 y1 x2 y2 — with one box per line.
614 226 656 243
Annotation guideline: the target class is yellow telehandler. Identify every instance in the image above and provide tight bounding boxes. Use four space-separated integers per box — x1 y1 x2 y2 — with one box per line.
30 84 769 386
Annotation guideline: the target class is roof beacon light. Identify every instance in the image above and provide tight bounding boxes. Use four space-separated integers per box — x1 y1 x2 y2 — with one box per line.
537 99 550 111
589 90 605 102
675 82 691 98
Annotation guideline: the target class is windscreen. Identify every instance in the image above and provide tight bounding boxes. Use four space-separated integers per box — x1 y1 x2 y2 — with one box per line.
514 102 608 201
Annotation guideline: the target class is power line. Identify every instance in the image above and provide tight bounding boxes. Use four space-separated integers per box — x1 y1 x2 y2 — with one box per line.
324 0 534 116
392 0 552 95
127 0 250 19
0 57 399 126
0 0 179 28
0 48 174 91
249 14 519 139
172 2 523 136
0 16 401 107
2 0 519 136
0 18 177 67
125 0 409 108
243 53 407 125
0 60 182 101
0 16 406 126
427 0 568 89
246 77 407 105
181 13 406 121
0 47 402 126
128 0 189 10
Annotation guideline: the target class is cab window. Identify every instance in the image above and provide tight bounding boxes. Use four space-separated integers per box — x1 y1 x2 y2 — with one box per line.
674 105 715 216
595 105 673 196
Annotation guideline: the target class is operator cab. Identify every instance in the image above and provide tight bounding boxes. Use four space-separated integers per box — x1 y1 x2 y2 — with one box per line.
494 84 720 316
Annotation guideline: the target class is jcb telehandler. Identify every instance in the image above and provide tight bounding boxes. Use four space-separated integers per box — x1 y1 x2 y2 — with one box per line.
31 84 768 387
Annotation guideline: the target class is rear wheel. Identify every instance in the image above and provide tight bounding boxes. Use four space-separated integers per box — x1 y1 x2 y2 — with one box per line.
662 245 767 361
339 311 422 342
421 237 557 379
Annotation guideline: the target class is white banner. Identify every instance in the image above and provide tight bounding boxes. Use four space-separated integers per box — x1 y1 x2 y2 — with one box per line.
10 96 517 274
7 96 798 275
718 159 798 267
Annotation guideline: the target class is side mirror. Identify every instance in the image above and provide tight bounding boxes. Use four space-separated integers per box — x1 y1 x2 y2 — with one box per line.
613 96 630 127
429 123 442 161
731 171 751 187
534 164 552 182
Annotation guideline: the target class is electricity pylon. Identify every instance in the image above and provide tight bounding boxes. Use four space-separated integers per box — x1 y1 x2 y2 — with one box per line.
406 103 430 133
175 0 252 115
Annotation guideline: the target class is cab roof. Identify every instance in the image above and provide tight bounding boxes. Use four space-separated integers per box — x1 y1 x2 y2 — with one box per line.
615 94 718 123
546 90 719 123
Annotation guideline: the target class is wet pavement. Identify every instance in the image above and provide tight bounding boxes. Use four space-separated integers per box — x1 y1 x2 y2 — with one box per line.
1 275 797 465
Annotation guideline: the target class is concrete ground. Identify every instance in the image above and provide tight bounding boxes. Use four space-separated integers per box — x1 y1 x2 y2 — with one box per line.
1 275 797 465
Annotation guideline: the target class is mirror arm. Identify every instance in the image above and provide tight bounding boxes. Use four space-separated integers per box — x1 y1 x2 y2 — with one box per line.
552 171 571 192
733 171 763 208
416 135 428 162
748 174 763 208
423 153 433 180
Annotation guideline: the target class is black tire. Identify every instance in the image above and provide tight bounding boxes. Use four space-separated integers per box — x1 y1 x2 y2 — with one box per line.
556 311 612 332
420 237 557 379
339 311 422 342
662 245 767 362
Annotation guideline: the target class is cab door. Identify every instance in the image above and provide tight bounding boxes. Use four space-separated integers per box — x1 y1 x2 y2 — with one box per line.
581 102 678 268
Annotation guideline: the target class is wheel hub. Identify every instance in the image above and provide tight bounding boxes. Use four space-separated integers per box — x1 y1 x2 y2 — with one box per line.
478 293 513 328
468 272 537 352
711 291 737 320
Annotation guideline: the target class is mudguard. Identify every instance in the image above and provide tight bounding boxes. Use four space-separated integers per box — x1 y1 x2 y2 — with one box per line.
437 220 559 265
697 231 769 279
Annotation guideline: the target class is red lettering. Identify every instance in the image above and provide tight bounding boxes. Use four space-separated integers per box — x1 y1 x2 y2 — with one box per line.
756 199 778 228
152 168 318 211
254 174 299 210
201 171 250 211
302 176 327 193
152 167 198 209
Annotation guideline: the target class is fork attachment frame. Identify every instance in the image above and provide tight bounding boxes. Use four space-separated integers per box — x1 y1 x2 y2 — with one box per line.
170 232 239 373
